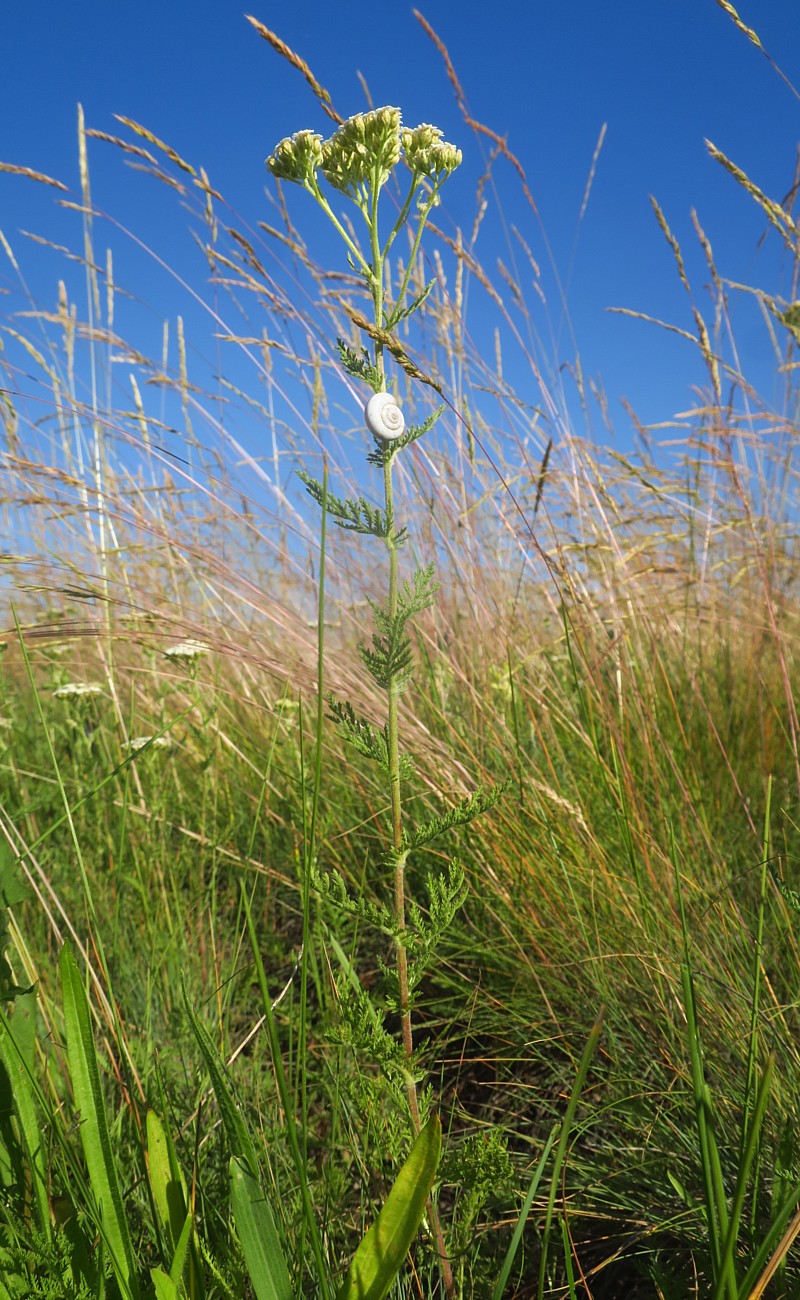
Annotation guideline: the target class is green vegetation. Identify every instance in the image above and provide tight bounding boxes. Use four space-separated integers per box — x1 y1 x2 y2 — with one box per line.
2 6 800 1296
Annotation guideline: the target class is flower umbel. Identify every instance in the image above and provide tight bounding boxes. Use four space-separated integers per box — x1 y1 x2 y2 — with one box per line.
164 640 208 663
126 735 173 754
321 107 402 197
266 130 324 186
402 123 462 180
53 682 103 699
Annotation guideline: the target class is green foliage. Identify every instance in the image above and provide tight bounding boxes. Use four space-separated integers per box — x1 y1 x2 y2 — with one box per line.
768 861 800 913
404 782 509 853
325 697 416 781
311 866 399 937
297 473 401 541
366 406 445 468
146 1108 205 1299
329 968 411 1087
12 25 800 1297
229 1156 293 1300
334 1114 442 1300
441 1126 514 1253
405 862 469 998
183 987 295 1299
359 565 438 692
59 943 140 1300
0 993 51 1256
384 278 436 330
0 845 31 1004
336 339 382 392
0 1226 96 1299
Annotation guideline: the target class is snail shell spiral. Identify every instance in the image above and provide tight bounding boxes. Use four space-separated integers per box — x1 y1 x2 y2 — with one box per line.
364 391 405 442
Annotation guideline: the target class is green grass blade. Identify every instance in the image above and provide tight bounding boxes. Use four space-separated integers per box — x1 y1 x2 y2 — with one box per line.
712 1057 773 1300
150 1079 206 1300
335 1114 442 1300
59 941 140 1300
0 993 50 1241
182 986 258 1173
184 988 296 1295
681 958 735 1295
230 1154 293 1300
736 1177 800 1297
491 1123 558 1300
239 881 333 1299
168 1209 194 1288
537 1009 604 1300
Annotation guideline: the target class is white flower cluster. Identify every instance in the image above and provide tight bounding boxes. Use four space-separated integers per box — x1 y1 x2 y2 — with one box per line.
164 640 209 663
53 682 103 699
126 735 173 754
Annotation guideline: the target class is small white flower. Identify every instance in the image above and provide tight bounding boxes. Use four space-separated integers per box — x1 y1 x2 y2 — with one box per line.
0 717 13 731
53 682 103 699
164 640 209 663
126 735 173 754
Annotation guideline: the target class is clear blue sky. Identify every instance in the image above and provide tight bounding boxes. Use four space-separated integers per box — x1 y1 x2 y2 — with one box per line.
2 0 800 469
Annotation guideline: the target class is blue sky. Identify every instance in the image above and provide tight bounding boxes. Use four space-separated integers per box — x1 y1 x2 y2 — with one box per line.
2 0 800 478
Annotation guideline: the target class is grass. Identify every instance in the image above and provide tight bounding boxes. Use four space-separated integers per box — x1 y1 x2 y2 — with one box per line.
2 6 800 1297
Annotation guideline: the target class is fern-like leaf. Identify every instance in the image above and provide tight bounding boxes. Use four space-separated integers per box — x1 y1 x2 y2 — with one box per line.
298 472 393 537
407 782 509 852
367 406 445 467
336 338 383 391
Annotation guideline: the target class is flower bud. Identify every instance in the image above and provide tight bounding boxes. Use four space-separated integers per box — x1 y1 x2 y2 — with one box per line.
321 107 402 196
402 124 462 179
266 130 324 185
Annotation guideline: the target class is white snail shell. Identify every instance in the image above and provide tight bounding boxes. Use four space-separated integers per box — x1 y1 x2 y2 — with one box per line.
364 391 405 442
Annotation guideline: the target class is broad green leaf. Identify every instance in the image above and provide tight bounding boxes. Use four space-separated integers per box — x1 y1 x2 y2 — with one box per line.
148 1094 206 1299
0 839 32 1004
60 942 140 1300
336 1115 442 1300
230 1155 293 1300
150 1266 180 1300
147 1109 189 1256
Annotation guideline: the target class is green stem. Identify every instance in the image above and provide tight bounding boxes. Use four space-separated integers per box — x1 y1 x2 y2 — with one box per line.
371 190 455 1300
384 185 442 330
307 177 372 280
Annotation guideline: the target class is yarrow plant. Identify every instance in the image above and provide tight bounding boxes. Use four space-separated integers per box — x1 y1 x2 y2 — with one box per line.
267 107 505 1295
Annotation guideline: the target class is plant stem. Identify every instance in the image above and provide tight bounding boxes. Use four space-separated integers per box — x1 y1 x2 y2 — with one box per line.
371 204 455 1300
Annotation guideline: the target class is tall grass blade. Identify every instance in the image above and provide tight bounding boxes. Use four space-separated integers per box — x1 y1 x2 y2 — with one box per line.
147 1108 188 1258
239 882 333 1300
146 1107 205 1296
182 987 259 1173
537 1009 604 1300
59 941 140 1300
491 1123 558 1300
712 1057 773 1300
0 992 50 1241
